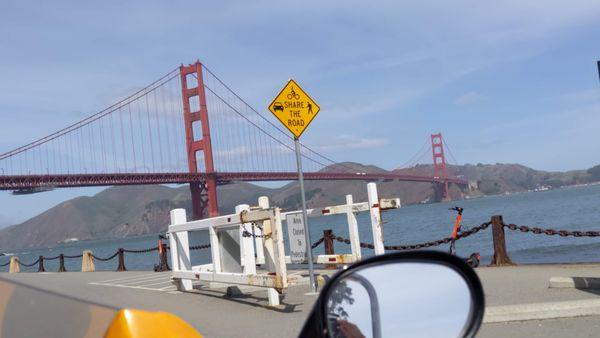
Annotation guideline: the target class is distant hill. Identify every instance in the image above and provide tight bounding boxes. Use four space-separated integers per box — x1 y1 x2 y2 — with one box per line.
0 162 597 250
0 183 275 251
451 163 592 195
0 214 13 229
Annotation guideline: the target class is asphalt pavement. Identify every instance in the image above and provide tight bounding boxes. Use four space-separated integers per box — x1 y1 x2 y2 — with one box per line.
1 264 600 337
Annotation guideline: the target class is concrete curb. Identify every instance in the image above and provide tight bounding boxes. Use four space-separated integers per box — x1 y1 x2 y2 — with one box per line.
549 276 600 289
484 299 600 323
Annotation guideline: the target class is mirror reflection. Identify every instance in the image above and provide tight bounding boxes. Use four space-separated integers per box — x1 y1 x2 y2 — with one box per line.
326 262 472 338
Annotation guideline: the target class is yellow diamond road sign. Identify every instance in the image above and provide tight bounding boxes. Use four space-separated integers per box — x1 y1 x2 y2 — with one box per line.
268 79 320 138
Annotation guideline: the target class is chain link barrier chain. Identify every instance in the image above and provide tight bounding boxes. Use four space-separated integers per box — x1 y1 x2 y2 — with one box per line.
123 246 159 253
327 221 492 251
503 223 600 237
0 242 209 270
92 251 120 262
311 237 325 249
8 221 600 269
241 222 272 240
17 257 41 267
189 243 211 250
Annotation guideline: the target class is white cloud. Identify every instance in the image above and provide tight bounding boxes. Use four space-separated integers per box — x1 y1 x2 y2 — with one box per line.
323 88 422 119
464 100 600 171
313 135 390 153
554 89 600 104
455 91 482 105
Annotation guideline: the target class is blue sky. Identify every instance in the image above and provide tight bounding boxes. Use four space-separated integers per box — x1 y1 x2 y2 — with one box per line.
1 1 599 226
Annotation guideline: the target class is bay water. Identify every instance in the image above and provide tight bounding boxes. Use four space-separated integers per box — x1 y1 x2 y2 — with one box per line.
3 183 600 272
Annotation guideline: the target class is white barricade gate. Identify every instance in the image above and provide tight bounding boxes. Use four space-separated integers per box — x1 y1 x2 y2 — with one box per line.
256 182 401 266
287 182 399 264
168 182 400 307
168 206 287 307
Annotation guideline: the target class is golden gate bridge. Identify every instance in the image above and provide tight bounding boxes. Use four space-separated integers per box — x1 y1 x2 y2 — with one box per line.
0 60 466 220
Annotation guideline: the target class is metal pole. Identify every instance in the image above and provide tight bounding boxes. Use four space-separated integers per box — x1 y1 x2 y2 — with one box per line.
294 137 316 292
348 274 381 338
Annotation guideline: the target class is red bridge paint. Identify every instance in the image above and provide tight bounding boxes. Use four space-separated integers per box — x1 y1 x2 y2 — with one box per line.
431 133 450 202
180 62 218 219
0 60 466 220
0 172 467 190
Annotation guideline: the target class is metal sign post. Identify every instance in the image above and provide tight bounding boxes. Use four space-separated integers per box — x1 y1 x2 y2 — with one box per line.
269 79 321 293
294 137 316 292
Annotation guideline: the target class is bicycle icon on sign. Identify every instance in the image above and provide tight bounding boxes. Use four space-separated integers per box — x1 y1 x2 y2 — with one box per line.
287 87 300 100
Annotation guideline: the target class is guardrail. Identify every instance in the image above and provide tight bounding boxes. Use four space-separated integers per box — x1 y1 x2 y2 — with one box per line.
316 215 600 266
3 214 600 274
0 241 209 273
278 182 400 264
166 182 400 307
168 205 288 307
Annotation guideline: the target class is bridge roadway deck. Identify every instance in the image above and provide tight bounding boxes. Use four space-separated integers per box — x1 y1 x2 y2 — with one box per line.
0 171 466 190
2 264 600 337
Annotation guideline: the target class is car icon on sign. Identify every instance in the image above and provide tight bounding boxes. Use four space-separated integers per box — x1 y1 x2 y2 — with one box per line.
273 102 284 112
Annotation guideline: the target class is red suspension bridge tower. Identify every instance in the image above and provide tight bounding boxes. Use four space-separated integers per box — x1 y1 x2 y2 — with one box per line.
431 133 450 202
180 61 218 220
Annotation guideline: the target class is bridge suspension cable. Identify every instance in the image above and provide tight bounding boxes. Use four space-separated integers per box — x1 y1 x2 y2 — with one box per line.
0 61 463 193
199 66 357 174
0 68 186 176
441 134 459 166
396 136 430 169
0 68 180 161
0 63 356 178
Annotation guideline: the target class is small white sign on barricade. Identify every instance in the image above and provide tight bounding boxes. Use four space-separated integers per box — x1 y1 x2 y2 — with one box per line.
286 212 307 264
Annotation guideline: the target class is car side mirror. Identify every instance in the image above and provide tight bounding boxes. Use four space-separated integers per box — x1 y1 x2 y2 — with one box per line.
299 250 485 338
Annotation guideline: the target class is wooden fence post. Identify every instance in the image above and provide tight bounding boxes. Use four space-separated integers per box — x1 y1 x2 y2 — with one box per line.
37 256 45 272
58 254 66 272
9 257 19 273
82 250 95 272
116 248 127 271
323 229 336 269
490 215 514 266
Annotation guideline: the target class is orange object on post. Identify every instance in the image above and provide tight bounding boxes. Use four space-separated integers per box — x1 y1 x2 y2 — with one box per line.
451 214 462 240
449 206 464 242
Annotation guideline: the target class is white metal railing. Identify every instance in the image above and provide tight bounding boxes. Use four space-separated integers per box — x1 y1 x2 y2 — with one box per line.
168 206 287 306
167 182 400 307
280 182 400 264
